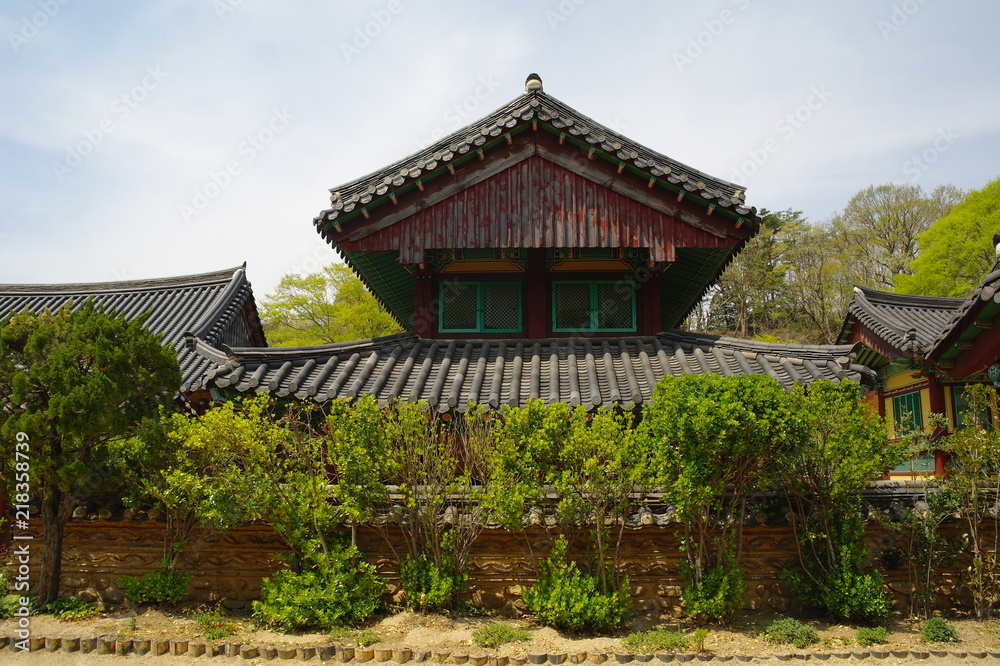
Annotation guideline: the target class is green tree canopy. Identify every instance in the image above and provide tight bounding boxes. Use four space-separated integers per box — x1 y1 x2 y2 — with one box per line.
259 263 401 346
829 183 963 290
0 302 181 605
894 177 1000 297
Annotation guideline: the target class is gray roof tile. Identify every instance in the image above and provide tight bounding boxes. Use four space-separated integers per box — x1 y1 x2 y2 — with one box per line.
314 89 755 232
0 266 265 391
928 259 1000 359
194 330 874 411
840 285 965 354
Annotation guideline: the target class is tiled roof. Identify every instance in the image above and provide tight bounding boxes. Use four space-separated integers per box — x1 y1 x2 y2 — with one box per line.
927 259 1000 360
314 88 756 232
193 330 874 412
0 266 265 391
839 285 964 355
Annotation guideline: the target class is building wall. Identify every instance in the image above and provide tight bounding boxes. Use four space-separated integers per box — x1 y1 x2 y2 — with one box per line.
31 517 993 616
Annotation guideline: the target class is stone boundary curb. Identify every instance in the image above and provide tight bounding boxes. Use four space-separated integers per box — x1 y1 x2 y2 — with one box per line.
3 636 1000 661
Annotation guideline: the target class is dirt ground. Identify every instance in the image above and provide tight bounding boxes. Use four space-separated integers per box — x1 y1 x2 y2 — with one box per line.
1 608 999 664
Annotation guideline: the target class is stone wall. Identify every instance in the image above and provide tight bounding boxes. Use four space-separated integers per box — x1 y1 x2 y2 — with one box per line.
28 517 993 616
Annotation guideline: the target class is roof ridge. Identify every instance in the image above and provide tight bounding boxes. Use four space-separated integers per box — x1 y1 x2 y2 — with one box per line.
854 284 966 309
316 87 754 228
0 265 245 295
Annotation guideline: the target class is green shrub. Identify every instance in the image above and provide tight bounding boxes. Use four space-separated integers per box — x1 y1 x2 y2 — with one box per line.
118 561 189 605
252 544 382 633
762 618 819 649
622 629 690 653
920 617 959 643
472 622 530 648
523 536 630 633
40 596 97 620
855 626 889 647
783 557 891 624
399 554 465 613
680 556 748 623
191 605 239 640
0 571 29 620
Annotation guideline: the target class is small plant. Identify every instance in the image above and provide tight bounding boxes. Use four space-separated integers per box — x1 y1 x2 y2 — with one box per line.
920 617 959 643
782 560 892 624
855 626 889 647
762 618 819 649
472 622 530 649
191 605 240 641
330 627 380 647
622 629 689 653
523 536 630 634
691 628 709 653
118 560 189 605
680 557 748 623
39 596 97 620
399 553 466 613
128 616 138 632
252 543 383 633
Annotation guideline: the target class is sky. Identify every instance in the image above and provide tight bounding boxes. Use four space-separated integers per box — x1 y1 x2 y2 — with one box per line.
1 0 998 303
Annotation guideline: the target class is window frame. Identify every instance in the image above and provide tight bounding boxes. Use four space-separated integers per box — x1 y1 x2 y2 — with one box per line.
891 390 923 434
437 281 522 334
551 280 637 333
952 384 991 430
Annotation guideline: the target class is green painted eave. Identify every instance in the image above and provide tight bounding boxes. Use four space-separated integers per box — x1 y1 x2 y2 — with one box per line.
659 246 734 329
340 250 415 330
936 300 1000 361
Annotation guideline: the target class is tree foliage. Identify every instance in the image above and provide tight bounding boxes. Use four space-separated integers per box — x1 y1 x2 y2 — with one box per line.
326 398 496 611
639 373 807 621
259 263 401 346
939 384 1000 619
0 302 181 605
779 380 903 623
702 183 963 343
895 177 1000 297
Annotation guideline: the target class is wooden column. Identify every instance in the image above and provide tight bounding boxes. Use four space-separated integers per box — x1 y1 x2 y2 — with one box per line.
526 249 547 338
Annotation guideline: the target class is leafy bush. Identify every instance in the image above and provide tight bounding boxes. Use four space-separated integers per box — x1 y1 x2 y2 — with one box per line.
0 572 28 620
920 617 959 643
472 622 530 648
782 555 891 624
252 544 382 633
622 629 690 653
118 561 189 605
855 626 889 647
523 536 630 633
680 556 748 623
399 553 466 613
40 596 97 620
762 618 818 649
190 605 239 640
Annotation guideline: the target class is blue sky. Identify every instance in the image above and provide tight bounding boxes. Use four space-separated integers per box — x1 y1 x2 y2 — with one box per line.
2 0 998 302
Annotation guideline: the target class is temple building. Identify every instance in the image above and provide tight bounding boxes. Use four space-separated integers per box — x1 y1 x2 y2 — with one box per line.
187 74 875 409
839 241 1000 475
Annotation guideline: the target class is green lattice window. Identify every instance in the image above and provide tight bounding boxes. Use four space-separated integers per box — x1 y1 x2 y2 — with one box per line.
552 281 636 332
952 385 991 430
439 282 521 333
892 390 923 434
892 454 936 474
